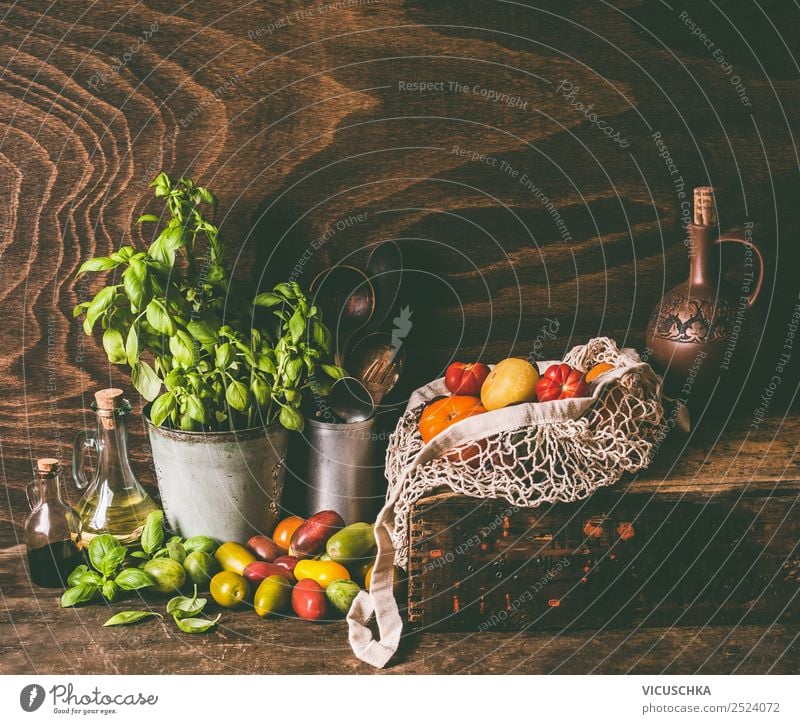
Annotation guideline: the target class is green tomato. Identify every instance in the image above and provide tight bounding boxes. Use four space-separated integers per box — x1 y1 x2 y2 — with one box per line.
183 551 220 587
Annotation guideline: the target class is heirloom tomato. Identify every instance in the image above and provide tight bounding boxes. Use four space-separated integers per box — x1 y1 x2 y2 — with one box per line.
272 515 305 551
535 364 590 401
418 395 486 444
445 362 491 396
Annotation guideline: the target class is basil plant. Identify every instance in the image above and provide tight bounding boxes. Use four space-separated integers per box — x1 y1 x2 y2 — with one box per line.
74 173 344 432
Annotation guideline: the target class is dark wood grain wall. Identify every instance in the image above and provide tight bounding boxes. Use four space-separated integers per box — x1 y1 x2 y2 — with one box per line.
1 0 799 541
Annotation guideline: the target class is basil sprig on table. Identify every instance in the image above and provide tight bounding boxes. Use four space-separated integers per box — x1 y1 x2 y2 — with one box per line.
61 534 155 607
73 172 345 433
104 585 220 634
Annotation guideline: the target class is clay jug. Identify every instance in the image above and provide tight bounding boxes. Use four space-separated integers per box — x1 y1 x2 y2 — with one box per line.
645 187 764 402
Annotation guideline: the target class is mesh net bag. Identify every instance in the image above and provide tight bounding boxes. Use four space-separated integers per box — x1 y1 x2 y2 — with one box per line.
348 337 666 668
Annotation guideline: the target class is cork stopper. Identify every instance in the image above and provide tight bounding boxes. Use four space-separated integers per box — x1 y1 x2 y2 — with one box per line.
36 458 60 474
95 388 125 429
693 186 716 226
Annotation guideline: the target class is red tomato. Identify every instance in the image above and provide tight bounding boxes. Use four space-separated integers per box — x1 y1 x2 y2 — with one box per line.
419 395 486 443
445 362 491 396
535 364 590 401
243 560 296 586
292 578 328 621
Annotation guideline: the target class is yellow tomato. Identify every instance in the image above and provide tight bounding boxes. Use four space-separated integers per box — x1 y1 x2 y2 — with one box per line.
364 564 404 595
214 541 256 575
480 358 539 410
294 559 350 589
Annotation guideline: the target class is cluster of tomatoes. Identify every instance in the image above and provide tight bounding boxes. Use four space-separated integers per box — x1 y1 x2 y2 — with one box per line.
419 359 615 445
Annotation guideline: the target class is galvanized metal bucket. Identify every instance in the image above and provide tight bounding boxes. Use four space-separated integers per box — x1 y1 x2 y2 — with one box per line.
299 416 383 524
145 410 288 542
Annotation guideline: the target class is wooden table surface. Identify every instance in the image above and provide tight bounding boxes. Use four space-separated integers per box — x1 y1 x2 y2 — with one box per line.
3 415 798 675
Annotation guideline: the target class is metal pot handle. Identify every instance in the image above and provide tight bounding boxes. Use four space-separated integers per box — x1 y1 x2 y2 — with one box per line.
72 430 98 490
716 236 765 309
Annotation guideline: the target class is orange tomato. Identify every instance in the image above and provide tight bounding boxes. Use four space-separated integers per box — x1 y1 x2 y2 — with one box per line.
585 362 615 383
419 395 486 443
272 515 305 552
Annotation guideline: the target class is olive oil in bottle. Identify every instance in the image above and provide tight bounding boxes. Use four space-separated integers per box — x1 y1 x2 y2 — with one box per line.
24 459 85 588
73 389 160 545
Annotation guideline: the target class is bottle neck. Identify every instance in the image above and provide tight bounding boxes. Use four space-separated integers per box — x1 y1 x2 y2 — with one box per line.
94 409 137 487
688 224 717 287
37 472 64 504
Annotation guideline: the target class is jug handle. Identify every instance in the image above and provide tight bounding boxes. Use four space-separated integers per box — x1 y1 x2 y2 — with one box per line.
25 481 40 510
717 236 765 308
73 430 98 490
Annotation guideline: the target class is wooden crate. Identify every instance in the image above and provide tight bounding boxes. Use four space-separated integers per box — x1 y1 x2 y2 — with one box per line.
407 417 800 632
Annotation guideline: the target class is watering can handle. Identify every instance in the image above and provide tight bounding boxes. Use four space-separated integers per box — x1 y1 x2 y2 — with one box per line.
717 236 765 309
72 431 98 490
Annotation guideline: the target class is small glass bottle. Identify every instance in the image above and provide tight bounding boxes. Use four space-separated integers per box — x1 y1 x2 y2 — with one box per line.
73 388 160 545
25 458 84 588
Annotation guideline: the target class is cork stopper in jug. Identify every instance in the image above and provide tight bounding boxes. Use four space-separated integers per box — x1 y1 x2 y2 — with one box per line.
36 458 60 475
693 186 717 227
94 388 124 429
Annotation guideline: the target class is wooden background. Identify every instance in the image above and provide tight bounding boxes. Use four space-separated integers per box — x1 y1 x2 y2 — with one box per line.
1 0 799 541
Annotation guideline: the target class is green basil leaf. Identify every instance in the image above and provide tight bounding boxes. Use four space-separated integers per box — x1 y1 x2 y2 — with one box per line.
169 330 195 366
128 550 149 560
185 395 208 425
123 264 146 313
137 214 160 223
115 567 156 591
187 319 219 345
84 286 117 335
152 547 171 559
67 567 103 587
251 377 270 407
102 328 127 365
141 510 165 555
253 292 283 307
88 534 126 577
319 364 346 380
173 613 220 634
125 325 139 366
150 391 176 427
288 308 305 344
145 298 176 336
215 343 234 369
131 360 162 401
102 579 120 602
61 583 101 608
255 353 277 375
66 564 89 587
104 610 163 627
78 257 119 274
166 587 206 619
225 380 249 412
285 357 303 383
279 405 303 432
